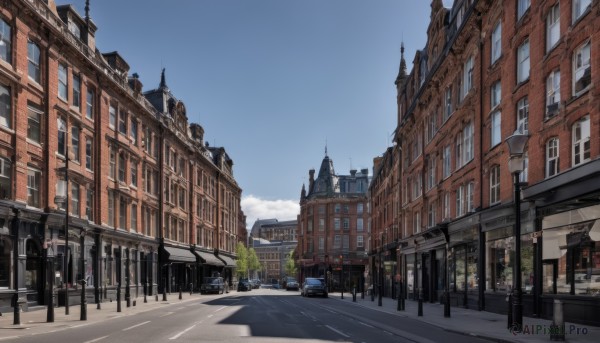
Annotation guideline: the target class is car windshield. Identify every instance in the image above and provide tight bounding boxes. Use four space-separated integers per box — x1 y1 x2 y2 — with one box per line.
203 278 220 285
306 279 322 285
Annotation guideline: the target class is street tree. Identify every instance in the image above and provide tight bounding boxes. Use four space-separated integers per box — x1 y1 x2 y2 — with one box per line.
235 242 248 278
247 248 261 279
284 249 297 279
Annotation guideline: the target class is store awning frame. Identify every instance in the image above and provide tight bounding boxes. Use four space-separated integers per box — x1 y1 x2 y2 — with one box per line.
194 250 224 266
218 254 236 267
163 246 196 263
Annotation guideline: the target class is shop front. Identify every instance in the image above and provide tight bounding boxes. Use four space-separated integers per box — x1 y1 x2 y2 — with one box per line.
447 214 479 309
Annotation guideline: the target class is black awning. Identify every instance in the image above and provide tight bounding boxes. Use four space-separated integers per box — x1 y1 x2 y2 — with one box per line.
218 254 236 267
163 246 196 263
194 250 224 266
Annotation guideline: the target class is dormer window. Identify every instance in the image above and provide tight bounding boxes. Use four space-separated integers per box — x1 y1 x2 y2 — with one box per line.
68 20 81 40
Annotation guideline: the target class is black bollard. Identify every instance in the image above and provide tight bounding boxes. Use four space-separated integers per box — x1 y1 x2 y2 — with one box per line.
506 291 513 329
371 284 375 302
80 279 87 321
189 283 193 296
117 282 122 313
144 282 147 303
179 284 182 300
550 299 565 341
443 290 450 317
353 287 356 302
418 289 423 317
397 282 403 311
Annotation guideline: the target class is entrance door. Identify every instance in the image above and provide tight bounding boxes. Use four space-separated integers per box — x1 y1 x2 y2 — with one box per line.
422 253 430 302
26 240 42 303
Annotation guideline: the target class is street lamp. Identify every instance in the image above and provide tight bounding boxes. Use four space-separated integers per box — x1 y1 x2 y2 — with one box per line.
505 130 529 332
54 194 69 316
378 235 383 307
340 255 344 299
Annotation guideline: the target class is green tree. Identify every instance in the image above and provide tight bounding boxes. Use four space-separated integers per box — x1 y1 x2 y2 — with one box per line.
235 242 248 278
247 248 261 278
284 249 297 278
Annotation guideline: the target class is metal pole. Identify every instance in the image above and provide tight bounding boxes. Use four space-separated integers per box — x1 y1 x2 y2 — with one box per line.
162 265 168 301
444 244 451 318
47 256 55 322
80 234 87 320
378 250 382 307
65 149 70 316
512 172 523 332
125 249 131 308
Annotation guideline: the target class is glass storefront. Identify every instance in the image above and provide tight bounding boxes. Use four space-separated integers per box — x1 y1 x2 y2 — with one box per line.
543 205 600 297
449 227 478 293
485 227 534 293
406 254 415 297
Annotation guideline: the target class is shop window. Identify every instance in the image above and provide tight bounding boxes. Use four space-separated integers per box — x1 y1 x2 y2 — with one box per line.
0 238 11 288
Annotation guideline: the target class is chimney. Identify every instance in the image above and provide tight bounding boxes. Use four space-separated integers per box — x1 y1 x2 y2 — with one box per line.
361 168 368 176
128 73 143 93
309 169 315 191
350 169 357 177
190 123 204 146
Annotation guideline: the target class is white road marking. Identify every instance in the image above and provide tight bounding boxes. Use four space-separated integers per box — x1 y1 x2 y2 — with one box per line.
325 325 350 338
169 321 202 340
215 306 227 312
160 312 174 317
0 337 19 341
300 311 317 321
207 314 214 318
358 321 374 328
176 307 185 310
83 335 110 343
122 320 151 331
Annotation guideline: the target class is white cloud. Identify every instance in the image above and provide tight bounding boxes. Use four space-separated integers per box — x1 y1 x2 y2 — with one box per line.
241 195 300 229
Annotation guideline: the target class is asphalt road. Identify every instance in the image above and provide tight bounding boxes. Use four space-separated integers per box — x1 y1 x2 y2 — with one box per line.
4 289 492 343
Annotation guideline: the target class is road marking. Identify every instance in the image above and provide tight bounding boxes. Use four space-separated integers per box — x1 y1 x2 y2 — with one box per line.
160 312 174 317
0 337 19 341
122 321 151 331
358 321 374 328
325 325 350 338
176 307 185 310
169 321 202 340
300 311 317 321
215 306 227 312
207 314 214 318
83 336 110 343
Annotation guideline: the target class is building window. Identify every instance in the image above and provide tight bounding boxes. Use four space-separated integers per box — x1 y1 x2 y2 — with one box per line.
318 237 324 252
119 197 126 229
491 22 501 63
413 211 420 234
86 188 93 221
427 155 436 190
0 19 11 64
0 84 11 129
357 218 363 231
27 41 41 83
427 201 436 228
334 235 341 249
319 218 325 231
109 148 116 179
118 152 126 183
71 182 80 217
109 104 116 129
491 80 501 109
107 193 115 227
490 165 501 205
572 0 591 23
85 137 93 170
444 192 450 220
464 121 474 163
357 236 364 248
86 89 94 120
455 131 463 169
518 0 530 20
491 111 501 147
520 152 529 183
572 115 590 166
130 160 137 187
57 117 66 156
444 87 452 120
546 138 559 178
343 218 350 230
462 56 474 100
0 157 11 199
467 181 474 212
27 104 42 144
573 41 591 96
546 3 560 52
130 117 138 145
517 97 529 134
517 39 530 83
456 185 464 217
27 168 41 208
118 110 127 135
334 218 340 230
72 74 81 109
443 145 451 179
131 203 137 231
357 203 363 214
58 63 68 100
71 126 80 162
546 70 560 117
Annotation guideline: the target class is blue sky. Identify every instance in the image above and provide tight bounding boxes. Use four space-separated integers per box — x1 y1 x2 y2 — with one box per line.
64 0 452 227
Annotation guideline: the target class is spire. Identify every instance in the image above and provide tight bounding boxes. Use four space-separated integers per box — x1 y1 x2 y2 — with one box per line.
395 42 407 86
160 68 168 89
85 0 90 21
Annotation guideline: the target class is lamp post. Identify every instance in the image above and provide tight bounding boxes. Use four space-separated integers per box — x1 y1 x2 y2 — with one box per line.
505 131 529 332
340 255 344 299
79 233 87 321
54 158 70 316
378 235 383 307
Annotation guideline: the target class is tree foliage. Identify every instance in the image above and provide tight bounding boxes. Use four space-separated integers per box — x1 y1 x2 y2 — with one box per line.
284 249 297 278
235 242 248 278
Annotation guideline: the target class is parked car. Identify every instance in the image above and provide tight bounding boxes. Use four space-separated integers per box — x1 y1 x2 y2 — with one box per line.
250 279 261 289
286 278 299 291
200 277 225 294
301 277 328 297
237 279 251 292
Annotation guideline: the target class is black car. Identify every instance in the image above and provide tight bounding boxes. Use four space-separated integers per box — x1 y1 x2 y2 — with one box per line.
237 279 251 292
301 277 328 297
200 277 225 294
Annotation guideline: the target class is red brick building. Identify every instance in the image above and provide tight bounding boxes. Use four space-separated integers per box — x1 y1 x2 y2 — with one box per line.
0 0 243 314
390 0 600 325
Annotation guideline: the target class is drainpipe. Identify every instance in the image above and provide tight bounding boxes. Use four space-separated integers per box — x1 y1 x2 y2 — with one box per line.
477 10 485 312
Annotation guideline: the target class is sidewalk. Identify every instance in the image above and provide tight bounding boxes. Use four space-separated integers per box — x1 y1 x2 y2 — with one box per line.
328 291 600 343
0 291 202 340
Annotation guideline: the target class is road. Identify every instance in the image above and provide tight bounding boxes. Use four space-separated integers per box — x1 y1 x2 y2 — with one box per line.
3 289 492 343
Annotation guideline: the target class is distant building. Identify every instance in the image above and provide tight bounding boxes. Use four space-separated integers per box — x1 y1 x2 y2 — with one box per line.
252 239 297 282
297 152 370 291
250 219 297 243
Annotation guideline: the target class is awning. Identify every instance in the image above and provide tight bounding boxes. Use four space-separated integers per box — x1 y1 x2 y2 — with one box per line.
195 250 224 266
218 254 236 267
163 246 196 263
